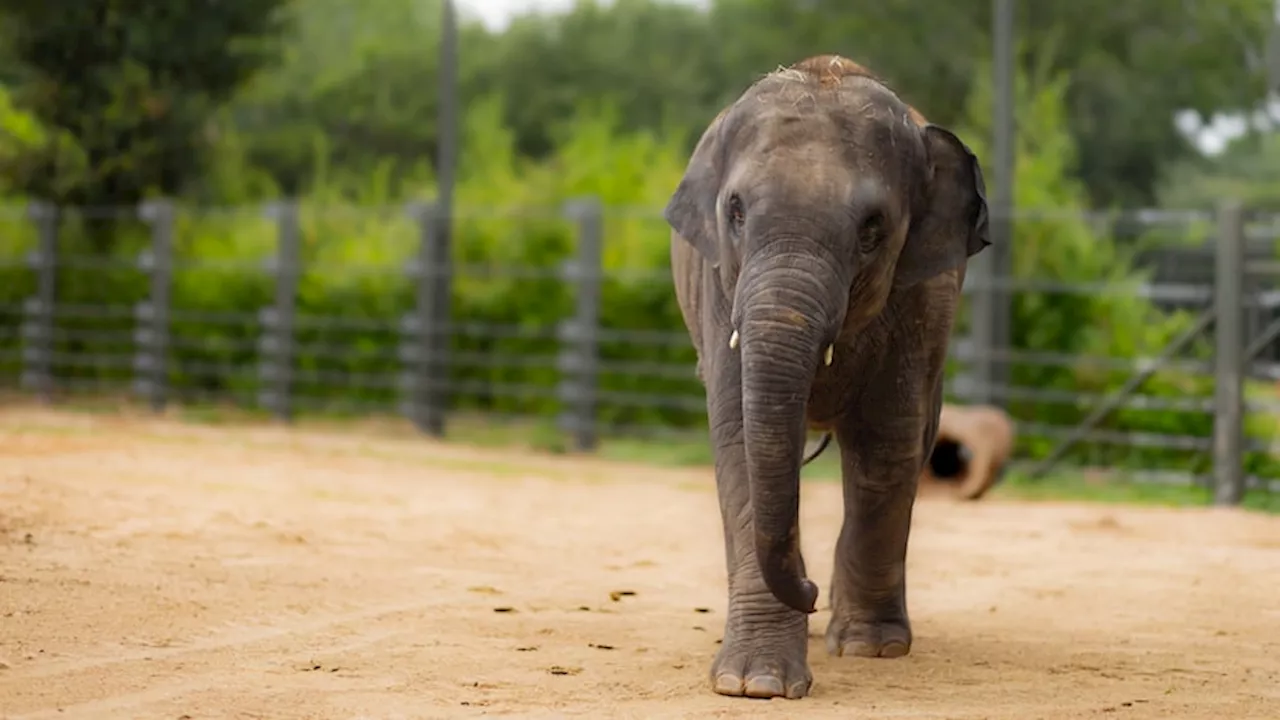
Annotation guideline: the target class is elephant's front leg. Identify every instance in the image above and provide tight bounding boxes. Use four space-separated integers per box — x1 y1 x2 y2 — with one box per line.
702 326 812 699
825 373 941 659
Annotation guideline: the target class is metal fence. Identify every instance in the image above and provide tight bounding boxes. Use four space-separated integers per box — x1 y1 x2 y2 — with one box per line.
1 199 1278 504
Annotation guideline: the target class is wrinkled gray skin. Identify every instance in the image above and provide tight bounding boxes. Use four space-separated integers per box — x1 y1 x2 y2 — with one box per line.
666 56 990 700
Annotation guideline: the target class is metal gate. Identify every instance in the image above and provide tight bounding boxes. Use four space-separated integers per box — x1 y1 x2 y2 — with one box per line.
963 202 1280 505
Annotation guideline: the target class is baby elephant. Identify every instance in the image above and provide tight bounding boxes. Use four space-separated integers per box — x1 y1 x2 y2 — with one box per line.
666 55 990 699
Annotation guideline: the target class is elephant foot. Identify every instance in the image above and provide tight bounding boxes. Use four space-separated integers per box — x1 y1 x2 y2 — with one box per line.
825 613 912 659
710 597 812 699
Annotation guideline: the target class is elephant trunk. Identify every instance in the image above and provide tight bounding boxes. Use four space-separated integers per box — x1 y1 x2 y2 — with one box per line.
736 247 847 615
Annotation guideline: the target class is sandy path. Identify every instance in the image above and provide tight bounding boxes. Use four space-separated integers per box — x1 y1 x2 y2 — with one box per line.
0 407 1278 719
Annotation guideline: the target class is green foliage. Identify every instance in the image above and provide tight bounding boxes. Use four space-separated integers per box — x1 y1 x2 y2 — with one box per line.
0 0 290 223
188 0 1279 211
0 89 49 382
0 94 699 426
226 0 469 196
5 70 1272 482
951 56 1275 473
449 0 1277 207
1157 129 1280 212
464 0 723 159
1017 0 1274 207
0 85 52 195
0 0 1277 491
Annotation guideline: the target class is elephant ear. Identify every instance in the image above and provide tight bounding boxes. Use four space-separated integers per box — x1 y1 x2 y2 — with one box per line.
895 125 991 287
663 109 729 266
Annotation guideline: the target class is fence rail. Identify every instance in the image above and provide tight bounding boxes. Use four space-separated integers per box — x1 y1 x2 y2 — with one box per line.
1 198 1278 504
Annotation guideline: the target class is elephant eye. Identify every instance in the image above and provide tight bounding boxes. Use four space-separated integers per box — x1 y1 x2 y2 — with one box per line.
726 193 745 232
857 212 884 253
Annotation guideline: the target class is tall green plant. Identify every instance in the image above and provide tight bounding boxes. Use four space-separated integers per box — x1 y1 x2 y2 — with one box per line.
953 57 1251 469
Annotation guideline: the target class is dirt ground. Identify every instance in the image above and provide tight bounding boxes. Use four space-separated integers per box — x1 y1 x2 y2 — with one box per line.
1 407 1279 720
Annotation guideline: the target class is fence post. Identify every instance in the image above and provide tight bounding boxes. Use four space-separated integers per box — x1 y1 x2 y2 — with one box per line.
21 201 58 403
971 0 1017 410
401 200 451 437
258 201 300 422
961 247 995 404
134 198 175 412
1212 199 1245 506
557 197 603 452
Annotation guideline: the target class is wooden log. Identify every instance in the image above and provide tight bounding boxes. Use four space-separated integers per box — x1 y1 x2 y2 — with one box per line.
920 404 1015 501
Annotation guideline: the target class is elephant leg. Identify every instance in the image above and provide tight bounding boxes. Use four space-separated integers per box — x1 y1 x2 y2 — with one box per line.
702 321 812 699
825 368 943 659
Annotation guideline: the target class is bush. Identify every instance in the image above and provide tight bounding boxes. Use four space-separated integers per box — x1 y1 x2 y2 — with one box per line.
1 95 699 428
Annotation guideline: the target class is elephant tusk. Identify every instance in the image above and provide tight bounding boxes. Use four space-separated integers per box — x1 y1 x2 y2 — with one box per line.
729 329 740 349
824 344 834 366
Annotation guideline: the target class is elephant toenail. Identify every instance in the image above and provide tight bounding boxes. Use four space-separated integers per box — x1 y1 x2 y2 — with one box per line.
879 640 909 658
713 673 744 695
744 675 785 698
840 640 879 658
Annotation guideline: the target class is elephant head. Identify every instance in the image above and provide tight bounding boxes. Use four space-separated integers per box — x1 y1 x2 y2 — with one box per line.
663 56 990 614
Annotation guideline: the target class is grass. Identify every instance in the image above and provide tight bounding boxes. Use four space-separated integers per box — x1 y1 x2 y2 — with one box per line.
3 390 1277 514
992 470 1280 514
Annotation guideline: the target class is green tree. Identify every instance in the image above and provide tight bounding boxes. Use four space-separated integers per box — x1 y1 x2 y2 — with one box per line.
0 83 76 198
954 53 1231 467
471 0 1273 208
226 0 494 197
1026 0 1275 207
466 0 721 158
709 0 1274 207
0 0 291 246
210 0 1276 209
1156 128 1280 212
